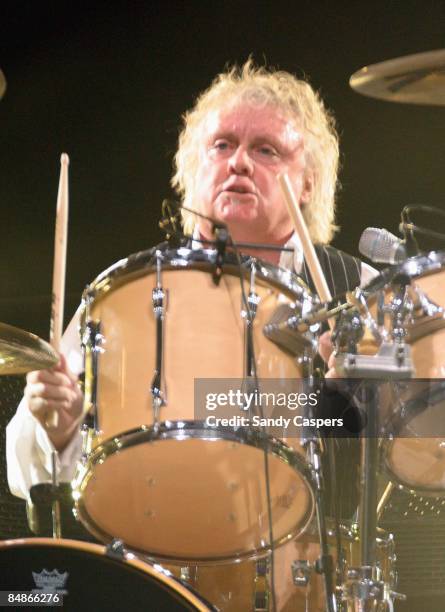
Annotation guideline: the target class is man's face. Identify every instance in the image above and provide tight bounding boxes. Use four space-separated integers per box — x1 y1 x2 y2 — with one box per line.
194 102 312 244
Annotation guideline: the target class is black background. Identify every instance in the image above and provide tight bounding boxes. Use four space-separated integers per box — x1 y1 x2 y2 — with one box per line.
0 0 444 336
1 4 445 607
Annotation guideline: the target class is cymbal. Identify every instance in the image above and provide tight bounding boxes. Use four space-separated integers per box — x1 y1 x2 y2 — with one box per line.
0 69 6 100
0 322 58 375
350 48 445 106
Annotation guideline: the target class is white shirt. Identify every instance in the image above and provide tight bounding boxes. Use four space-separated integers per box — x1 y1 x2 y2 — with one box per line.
6 312 84 500
6 235 377 500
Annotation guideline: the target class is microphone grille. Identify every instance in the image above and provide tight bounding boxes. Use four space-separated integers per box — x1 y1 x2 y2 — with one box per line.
359 227 399 263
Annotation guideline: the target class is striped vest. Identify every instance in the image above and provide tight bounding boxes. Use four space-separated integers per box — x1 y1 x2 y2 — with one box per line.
300 244 362 298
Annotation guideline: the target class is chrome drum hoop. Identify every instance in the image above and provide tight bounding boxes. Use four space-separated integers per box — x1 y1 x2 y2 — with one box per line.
362 250 445 296
0 538 216 611
80 246 317 314
73 422 316 564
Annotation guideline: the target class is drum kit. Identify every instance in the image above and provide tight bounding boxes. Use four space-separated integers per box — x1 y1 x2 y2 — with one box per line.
1 49 445 610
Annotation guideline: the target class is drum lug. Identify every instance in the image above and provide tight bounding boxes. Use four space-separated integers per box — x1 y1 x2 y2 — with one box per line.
80 422 95 457
83 319 103 430
179 566 191 582
411 286 444 318
291 559 313 587
106 539 125 560
254 557 270 612
242 262 260 378
151 250 167 419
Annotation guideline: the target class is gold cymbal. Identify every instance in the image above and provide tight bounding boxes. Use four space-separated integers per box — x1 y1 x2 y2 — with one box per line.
0 69 6 100
350 48 445 106
0 322 58 375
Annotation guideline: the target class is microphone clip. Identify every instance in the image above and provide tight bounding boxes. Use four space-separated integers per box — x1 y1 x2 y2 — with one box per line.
212 222 230 285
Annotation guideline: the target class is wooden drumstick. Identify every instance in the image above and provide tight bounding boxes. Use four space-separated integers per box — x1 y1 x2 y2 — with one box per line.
278 173 334 331
46 153 70 429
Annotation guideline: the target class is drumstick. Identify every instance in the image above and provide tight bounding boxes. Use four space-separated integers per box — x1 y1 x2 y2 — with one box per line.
278 173 334 331
46 153 70 429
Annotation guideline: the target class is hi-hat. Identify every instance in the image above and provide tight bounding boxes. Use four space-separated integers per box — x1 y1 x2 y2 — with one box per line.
350 49 445 106
0 322 58 375
0 69 6 100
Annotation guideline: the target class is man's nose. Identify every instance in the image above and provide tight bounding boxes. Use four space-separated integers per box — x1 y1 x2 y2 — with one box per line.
228 146 253 176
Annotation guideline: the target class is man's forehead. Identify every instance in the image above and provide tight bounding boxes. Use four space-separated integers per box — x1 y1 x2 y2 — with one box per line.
201 103 304 145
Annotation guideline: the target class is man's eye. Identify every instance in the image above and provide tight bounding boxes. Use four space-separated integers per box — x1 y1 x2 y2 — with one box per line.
213 140 230 151
258 145 278 157
208 140 233 159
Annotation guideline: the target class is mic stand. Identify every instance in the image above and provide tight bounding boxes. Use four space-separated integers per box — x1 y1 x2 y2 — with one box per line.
401 207 419 257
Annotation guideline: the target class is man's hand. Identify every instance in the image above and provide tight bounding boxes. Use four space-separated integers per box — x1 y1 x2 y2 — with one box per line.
24 354 83 451
318 330 339 378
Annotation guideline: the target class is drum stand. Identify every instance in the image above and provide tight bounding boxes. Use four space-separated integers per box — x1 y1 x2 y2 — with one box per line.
27 452 65 539
336 343 410 610
294 374 337 612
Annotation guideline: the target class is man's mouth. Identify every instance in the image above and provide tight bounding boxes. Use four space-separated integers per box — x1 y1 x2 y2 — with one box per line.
221 181 255 196
225 187 252 194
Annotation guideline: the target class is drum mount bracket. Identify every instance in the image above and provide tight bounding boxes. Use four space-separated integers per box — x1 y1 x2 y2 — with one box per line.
336 341 413 379
341 565 406 608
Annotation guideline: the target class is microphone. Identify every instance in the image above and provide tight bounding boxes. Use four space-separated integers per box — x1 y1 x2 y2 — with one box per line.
358 227 408 264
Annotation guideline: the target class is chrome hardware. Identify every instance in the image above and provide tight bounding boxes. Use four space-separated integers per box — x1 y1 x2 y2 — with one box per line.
263 302 318 356
254 557 270 612
151 250 167 421
332 306 364 354
410 285 444 319
83 319 103 430
80 422 95 459
337 341 413 379
390 285 412 343
247 264 261 320
106 539 125 560
351 288 386 345
297 346 314 379
243 262 260 378
292 559 313 587
341 565 406 608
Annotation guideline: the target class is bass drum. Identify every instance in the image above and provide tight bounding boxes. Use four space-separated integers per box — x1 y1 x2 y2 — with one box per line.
166 523 395 611
0 538 214 612
361 251 445 493
74 247 318 563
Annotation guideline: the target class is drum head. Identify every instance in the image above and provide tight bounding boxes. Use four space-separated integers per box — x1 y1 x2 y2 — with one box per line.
0 539 213 611
76 431 314 563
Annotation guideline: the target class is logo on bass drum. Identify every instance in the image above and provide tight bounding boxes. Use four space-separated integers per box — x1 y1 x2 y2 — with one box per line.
32 569 69 595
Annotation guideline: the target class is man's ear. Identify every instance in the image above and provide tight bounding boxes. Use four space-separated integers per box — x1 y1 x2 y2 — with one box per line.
301 171 314 205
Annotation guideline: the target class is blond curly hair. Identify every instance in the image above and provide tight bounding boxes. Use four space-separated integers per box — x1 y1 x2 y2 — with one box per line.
171 60 339 244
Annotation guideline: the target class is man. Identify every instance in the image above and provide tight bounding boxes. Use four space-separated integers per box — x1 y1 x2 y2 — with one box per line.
7 60 373 610
9 60 373 495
